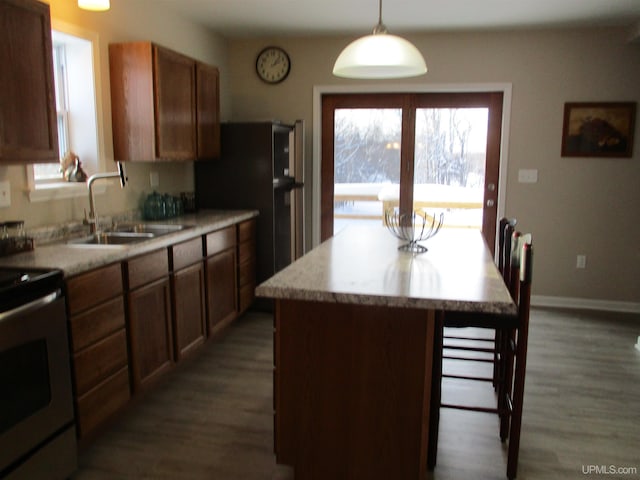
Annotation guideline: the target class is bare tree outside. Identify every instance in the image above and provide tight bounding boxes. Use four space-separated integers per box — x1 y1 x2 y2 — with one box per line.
334 109 401 184
333 107 487 233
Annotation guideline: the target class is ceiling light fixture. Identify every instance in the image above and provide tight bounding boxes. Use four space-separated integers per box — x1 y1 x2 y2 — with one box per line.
78 0 110 12
333 0 427 79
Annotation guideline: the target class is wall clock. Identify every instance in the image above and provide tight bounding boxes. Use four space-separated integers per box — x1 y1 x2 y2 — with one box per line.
256 46 291 84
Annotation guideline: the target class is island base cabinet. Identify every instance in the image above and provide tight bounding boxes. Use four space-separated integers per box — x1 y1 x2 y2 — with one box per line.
274 299 435 480
127 277 174 391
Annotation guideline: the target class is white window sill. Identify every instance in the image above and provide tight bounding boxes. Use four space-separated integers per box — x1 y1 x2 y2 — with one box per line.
28 182 105 203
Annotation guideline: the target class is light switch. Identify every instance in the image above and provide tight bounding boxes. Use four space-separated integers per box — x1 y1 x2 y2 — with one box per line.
518 169 538 184
0 181 10 207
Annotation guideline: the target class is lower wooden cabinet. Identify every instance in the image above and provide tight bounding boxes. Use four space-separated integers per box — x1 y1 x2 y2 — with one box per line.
172 261 207 359
237 219 257 313
66 263 130 439
76 366 130 438
63 218 257 441
205 226 238 336
127 276 174 391
206 248 237 335
125 249 173 392
170 237 206 360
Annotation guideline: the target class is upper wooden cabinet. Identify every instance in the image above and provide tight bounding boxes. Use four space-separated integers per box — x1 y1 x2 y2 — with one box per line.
196 62 221 160
0 0 59 164
109 41 220 162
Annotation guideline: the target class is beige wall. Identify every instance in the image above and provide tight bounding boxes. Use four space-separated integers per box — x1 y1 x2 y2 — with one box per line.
226 29 640 306
0 0 229 228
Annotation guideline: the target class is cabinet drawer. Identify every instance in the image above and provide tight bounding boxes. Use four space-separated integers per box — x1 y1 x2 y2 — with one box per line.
73 329 128 396
238 239 256 263
205 226 236 256
238 257 256 287
238 219 256 243
171 236 204 271
69 297 125 352
76 366 130 438
126 249 169 290
67 263 123 315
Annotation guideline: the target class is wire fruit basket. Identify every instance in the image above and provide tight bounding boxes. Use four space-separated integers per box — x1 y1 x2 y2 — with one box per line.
384 209 443 254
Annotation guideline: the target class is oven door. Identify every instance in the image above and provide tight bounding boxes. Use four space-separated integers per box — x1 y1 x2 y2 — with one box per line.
0 292 75 475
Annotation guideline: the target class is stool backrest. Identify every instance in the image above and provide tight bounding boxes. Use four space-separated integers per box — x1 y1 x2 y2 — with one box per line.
507 231 533 303
498 218 517 284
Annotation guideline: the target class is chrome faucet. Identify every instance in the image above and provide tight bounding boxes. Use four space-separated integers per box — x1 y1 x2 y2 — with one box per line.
85 162 128 233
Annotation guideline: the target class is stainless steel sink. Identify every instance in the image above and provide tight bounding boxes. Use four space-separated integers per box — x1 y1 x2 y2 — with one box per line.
66 223 192 247
67 231 154 247
109 223 188 236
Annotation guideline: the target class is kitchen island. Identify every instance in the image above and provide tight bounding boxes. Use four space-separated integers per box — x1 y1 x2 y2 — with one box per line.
256 224 516 480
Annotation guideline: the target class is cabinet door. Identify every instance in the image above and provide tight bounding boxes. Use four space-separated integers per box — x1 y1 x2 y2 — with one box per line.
127 277 174 391
172 262 207 360
238 219 257 313
196 62 220 159
153 45 196 160
206 248 238 336
0 0 58 164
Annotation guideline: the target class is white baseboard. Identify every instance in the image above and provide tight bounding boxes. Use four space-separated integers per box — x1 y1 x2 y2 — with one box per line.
532 295 640 314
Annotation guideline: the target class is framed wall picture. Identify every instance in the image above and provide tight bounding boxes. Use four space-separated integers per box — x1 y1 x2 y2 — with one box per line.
561 102 636 157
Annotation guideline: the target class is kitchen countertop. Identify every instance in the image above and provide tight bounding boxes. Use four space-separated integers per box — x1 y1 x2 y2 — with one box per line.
0 210 258 277
256 224 516 314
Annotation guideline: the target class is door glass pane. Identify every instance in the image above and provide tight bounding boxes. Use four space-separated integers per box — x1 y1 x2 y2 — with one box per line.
333 108 402 234
413 108 488 230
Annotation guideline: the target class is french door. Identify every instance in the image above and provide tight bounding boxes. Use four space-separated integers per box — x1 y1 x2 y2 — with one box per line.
321 92 504 250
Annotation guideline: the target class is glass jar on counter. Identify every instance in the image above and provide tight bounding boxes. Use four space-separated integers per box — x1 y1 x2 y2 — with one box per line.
162 194 175 218
4 221 25 239
143 192 163 220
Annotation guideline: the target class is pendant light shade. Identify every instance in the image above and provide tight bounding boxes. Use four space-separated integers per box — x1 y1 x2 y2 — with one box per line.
333 0 427 79
78 0 110 11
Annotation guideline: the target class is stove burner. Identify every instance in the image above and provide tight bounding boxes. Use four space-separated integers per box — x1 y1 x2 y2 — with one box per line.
0 271 33 290
0 268 63 313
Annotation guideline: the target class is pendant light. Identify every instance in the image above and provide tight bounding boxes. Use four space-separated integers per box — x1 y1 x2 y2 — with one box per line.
333 0 427 79
78 0 110 11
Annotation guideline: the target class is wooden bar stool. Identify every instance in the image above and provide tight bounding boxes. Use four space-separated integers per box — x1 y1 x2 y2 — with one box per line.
428 232 533 480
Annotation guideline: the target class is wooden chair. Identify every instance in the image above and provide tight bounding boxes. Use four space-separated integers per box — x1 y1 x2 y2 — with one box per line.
428 232 533 480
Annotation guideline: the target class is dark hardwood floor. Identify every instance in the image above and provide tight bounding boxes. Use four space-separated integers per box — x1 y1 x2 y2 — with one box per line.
72 308 640 479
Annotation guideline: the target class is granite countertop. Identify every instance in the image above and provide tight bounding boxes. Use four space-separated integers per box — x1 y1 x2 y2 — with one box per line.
256 224 517 315
0 210 258 277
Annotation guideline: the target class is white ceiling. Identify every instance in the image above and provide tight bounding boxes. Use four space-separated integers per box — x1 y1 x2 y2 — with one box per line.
152 0 640 38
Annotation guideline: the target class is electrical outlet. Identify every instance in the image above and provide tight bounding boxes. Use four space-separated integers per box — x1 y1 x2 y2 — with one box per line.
149 171 159 187
0 181 10 207
576 254 587 269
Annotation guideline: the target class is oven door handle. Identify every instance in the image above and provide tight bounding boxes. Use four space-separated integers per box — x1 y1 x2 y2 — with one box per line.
0 290 62 322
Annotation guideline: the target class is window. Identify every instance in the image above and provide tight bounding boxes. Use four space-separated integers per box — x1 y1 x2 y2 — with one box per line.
27 22 103 201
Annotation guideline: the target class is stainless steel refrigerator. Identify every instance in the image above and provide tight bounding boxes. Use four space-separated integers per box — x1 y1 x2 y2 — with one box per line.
195 120 305 288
